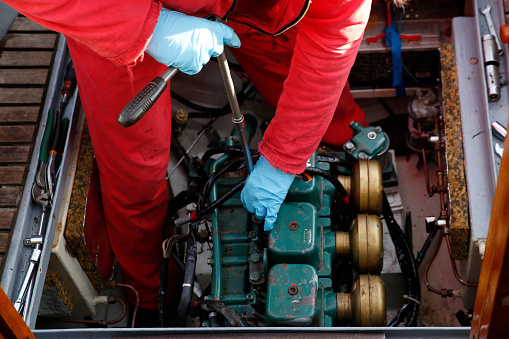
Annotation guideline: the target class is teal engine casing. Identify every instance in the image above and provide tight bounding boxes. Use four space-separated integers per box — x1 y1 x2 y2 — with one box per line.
207 154 387 327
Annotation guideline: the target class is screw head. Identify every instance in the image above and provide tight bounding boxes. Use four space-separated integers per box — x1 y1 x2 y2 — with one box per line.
367 131 377 140
250 253 261 263
288 284 298 295
246 294 254 301
250 272 261 282
358 153 368 160
344 142 355 150
375 126 382 133
289 221 299 231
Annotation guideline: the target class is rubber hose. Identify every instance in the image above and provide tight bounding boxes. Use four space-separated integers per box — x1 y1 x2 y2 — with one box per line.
383 192 421 327
159 256 169 327
177 227 198 326
304 167 348 198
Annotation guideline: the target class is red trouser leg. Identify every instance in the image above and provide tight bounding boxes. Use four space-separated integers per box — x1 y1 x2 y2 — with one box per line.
227 23 367 148
66 38 176 308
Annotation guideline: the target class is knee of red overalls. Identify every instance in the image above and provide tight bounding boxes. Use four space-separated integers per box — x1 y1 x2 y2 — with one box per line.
227 23 366 148
66 38 177 308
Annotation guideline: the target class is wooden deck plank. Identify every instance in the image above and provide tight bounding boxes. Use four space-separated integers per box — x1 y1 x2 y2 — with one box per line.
0 88 45 105
0 166 25 185
0 210 15 230
0 107 40 123
0 51 53 67
0 187 21 207
0 69 48 85
8 17 49 32
0 233 9 252
0 33 57 49
0 125 36 143
0 146 31 163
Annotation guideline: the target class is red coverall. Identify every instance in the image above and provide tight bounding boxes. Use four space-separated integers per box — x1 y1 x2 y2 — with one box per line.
4 0 371 308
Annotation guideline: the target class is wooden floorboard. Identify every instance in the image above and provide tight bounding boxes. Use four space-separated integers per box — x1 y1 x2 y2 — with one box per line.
0 51 53 67
0 15 57 270
0 69 48 85
0 210 15 230
0 107 40 123
0 88 45 105
0 33 57 49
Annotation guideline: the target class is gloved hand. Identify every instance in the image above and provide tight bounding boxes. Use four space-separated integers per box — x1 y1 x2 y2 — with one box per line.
146 9 241 75
241 156 295 231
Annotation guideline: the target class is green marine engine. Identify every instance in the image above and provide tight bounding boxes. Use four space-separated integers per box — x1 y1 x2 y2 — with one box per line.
206 153 387 327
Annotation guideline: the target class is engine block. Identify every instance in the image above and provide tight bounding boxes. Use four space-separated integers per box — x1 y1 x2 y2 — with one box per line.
208 155 387 327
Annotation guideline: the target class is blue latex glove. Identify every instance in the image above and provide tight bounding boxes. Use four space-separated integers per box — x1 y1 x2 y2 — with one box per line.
241 156 295 231
146 9 241 75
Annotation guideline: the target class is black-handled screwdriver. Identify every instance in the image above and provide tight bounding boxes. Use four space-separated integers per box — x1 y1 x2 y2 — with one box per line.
118 66 178 127
58 61 76 113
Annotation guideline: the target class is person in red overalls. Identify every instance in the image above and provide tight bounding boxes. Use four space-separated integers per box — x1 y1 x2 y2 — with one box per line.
4 0 401 322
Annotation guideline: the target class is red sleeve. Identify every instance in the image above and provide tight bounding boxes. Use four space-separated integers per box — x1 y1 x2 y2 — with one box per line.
258 0 371 174
3 0 162 66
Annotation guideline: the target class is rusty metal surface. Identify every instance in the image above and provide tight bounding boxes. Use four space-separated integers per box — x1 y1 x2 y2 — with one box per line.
63 122 106 290
440 43 470 259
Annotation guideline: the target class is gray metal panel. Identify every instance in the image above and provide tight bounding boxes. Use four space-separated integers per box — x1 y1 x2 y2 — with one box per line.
453 16 497 241
0 2 17 41
33 327 470 339
0 35 79 328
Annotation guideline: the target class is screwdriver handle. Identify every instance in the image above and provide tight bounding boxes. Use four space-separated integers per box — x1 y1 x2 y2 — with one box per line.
39 109 54 162
62 61 76 97
492 121 507 140
118 66 178 127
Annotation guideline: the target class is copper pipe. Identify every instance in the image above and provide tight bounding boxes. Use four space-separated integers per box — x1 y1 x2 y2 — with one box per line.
417 121 433 196
445 234 479 287
424 229 444 295
434 115 448 214
118 283 139 328
56 297 127 325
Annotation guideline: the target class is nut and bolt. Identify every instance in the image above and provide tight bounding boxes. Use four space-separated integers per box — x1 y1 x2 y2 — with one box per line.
358 153 368 160
246 294 254 301
175 109 188 124
289 221 299 231
288 284 299 296
425 216 447 233
367 131 377 140
250 272 261 282
250 253 261 263
344 142 355 151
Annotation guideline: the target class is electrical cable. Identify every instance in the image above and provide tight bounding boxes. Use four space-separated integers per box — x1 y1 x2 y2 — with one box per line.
177 224 198 326
416 230 437 269
316 152 357 170
201 146 257 165
303 167 348 198
383 192 420 327
192 300 249 327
